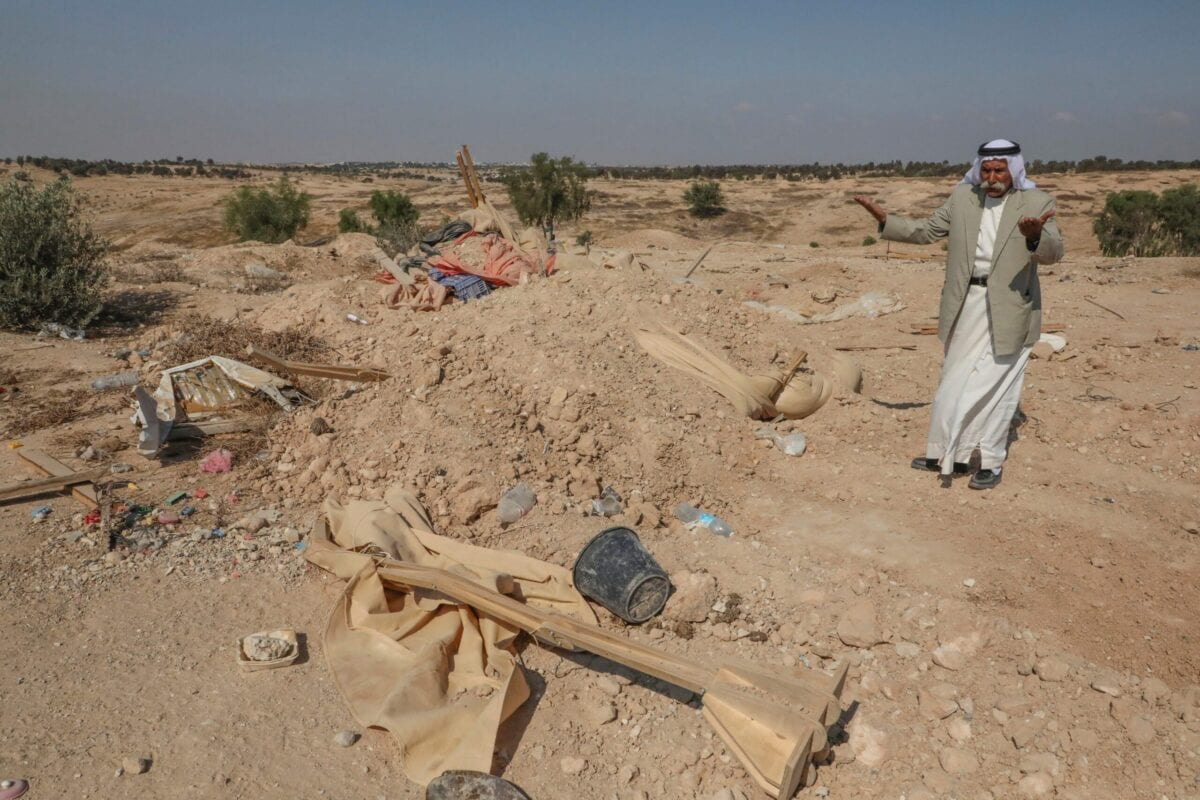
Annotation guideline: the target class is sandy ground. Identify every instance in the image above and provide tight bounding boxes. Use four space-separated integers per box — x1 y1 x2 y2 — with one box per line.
1 165 1198 800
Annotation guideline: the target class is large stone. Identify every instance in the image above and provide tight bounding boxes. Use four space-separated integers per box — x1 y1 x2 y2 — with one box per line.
665 571 718 623
1006 716 1047 749
837 601 882 648
932 644 966 671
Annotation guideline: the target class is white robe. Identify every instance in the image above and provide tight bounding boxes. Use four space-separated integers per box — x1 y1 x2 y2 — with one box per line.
926 193 1032 475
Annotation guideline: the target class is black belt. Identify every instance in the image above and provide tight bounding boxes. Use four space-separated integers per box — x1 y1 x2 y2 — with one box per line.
969 276 988 287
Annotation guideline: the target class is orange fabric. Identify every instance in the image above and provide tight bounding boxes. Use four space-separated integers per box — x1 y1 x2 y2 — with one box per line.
427 232 541 286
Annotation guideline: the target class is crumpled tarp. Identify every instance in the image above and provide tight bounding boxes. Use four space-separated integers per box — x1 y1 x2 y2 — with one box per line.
306 486 596 787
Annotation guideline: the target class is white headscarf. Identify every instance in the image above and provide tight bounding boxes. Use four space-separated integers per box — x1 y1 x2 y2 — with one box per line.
960 138 1036 190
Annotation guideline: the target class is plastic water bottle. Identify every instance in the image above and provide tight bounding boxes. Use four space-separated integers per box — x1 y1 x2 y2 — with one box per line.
91 371 139 391
591 486 623 517
674 503 733 537
754 426 807 457
497 483 536 525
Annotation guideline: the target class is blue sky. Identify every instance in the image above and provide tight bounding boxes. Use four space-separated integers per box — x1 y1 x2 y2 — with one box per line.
2 0 1197 164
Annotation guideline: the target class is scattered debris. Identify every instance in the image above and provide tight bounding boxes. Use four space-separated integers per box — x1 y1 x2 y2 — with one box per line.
246 345 389 383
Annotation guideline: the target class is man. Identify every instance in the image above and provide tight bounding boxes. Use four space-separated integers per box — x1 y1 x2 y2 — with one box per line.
854 139 1063 489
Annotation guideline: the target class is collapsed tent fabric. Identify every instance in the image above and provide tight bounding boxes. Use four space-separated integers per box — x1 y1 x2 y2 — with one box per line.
305 486 595 787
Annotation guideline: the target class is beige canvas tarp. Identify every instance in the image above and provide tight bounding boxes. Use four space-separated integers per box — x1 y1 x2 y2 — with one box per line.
306 486 595 787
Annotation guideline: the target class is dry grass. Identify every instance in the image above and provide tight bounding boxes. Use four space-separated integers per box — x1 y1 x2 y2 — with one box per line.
1181 265 1200 279
3 387 110 436
158 313 329 365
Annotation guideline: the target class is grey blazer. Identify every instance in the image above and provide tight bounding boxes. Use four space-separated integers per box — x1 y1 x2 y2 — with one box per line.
881 184 1064 356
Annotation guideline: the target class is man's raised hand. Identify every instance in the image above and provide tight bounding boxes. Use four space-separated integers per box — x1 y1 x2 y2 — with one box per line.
853 195 887 225
1018 209 1055 239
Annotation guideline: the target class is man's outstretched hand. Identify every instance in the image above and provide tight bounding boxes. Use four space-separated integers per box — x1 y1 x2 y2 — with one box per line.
1018 209 1055 239
853 195 887 225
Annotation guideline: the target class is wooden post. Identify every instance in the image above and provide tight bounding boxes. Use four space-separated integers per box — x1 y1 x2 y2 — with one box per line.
456 152 478 208
461 145 485 203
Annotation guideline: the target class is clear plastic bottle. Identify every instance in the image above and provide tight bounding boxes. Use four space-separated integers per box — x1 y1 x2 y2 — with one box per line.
91 371 139 391
591 486 623 517
674 503 733 537
497 483 536 525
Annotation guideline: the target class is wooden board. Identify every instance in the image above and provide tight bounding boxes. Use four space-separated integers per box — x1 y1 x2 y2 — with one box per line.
16 449 98 508
0 467 108 504
246 345 390 382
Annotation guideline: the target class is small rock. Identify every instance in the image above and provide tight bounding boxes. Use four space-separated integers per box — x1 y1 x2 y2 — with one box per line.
122 756 151 775
310 417 331 435
938 746 979 775
1034 657 1069 682
932 644 966 671
594 676 622 697
1006 716 1047 749
1142 677 1171 706
837 601 882 648
947 718 972 743
894 641 920 659
584 701 617 727
617 764 638 784
962 578 976 588
848 720 892 768
1182 520 1199 535
665 571 718 623
1018 772 1054 797
333 730 359 748
1019 753 1060 777
559 756 587 775
1090 679 1121 697
918 684 959 720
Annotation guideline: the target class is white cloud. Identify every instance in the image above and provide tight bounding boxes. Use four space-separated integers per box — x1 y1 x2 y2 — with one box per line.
1053 111 1077 123
1158 110 1190 126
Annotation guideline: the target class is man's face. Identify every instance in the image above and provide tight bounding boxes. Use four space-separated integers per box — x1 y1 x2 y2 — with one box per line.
979 159 1013 197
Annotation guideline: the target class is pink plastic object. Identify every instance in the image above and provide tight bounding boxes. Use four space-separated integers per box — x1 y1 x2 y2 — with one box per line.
199 448 234 474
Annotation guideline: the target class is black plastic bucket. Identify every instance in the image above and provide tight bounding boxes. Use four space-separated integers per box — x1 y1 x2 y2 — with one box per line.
572 527 670 624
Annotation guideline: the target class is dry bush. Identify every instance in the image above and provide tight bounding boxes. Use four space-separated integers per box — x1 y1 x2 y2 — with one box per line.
158 313 329 365
5 388 100 436
1182 265 1200 279
144 261 188 283
241 272 292 294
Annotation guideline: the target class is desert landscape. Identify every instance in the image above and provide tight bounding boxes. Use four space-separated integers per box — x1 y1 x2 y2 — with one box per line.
1 162 1198 800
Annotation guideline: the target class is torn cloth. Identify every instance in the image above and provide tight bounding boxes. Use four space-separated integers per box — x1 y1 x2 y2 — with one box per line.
306 486 595 787
427 267 491 301
427 232 541 287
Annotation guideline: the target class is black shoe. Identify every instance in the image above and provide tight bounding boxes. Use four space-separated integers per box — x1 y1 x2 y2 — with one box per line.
911 457 971 474
969 468 1002 490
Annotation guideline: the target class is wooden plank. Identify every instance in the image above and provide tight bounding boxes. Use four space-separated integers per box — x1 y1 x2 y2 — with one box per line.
16 449 98 507
0 467 108 504
167 418 265 439
245 345 390 382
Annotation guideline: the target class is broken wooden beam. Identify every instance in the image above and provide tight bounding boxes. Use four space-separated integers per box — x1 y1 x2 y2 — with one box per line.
245 345 390 382
15 449 99 508
167 418 266 439
0 467 109 504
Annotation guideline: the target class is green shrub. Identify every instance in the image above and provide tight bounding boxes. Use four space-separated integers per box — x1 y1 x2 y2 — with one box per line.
0 177 110 330
368 190 418 228
809 241 820 248
222 177 311 243
862 235 877 246
502 153 591 240
1093 190 1169 257
1158 184 1200 255
575 229 594 248
683 180 725 217
338 208 368 233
